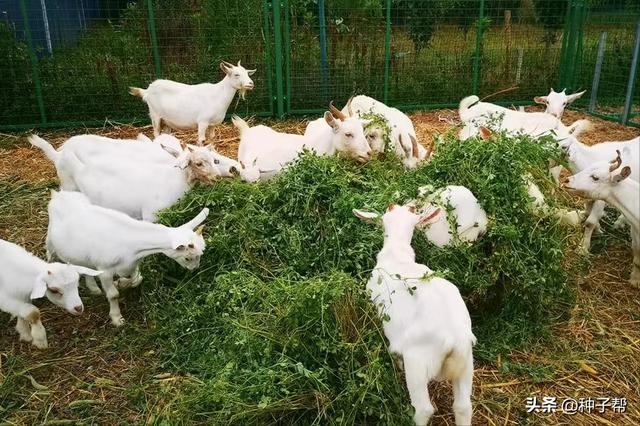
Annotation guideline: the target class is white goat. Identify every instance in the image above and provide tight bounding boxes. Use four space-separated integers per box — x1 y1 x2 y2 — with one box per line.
0 238 100 348
413 185 487 247
558 135 639 251
130 60 255 144
30 135 220 221
342 95 429 168
233 100 372 182
38 133 240 180
563 149 639 286
353 204 475 426
46 191 209 326
458 95 592 142
534 88 586 119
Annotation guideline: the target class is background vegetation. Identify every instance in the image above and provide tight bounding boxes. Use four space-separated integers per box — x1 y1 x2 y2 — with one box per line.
1 0 638 126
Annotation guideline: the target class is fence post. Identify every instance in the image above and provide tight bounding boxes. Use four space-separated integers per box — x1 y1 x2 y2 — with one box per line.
588 32 606 113
19 0 47 124
146 0 162 78
622 20 640 124
383 0 391 104
283 0 292 113
272 0 285 117
318 0 329 104
262 0 275 116
559 0 575 89
471 0 485 94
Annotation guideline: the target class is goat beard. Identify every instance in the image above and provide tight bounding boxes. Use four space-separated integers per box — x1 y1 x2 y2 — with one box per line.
187 167 218 185
238 88 247 101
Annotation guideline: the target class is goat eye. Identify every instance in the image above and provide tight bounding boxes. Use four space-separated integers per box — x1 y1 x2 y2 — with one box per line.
188 243 195 249
234 73 240 77
591 175 599 181
345 132 353 138
48 287 62 295
214 159 220 164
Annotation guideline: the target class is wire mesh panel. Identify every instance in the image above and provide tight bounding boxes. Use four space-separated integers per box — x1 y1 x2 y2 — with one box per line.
285 0 388 113
0 0 273 128
579 1 640 125
1 0 639 128
388 0 479 108
479 0 568 103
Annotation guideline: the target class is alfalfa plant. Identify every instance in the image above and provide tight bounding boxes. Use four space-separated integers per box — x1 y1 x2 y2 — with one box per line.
138 130 579 423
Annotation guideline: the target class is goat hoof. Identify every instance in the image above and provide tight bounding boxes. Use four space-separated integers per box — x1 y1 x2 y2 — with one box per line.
33 339 48 349
111 316 125 327
19 334 33 343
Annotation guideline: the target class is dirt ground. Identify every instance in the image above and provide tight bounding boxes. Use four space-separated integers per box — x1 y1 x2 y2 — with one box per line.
0 108 639 425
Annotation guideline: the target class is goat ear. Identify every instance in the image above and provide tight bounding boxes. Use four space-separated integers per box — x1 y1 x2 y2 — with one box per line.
418 208 442 227
359 118 372 128
479 126 492 140
324 111 339 131
566 90 586 103
353 208 379 224
71 265 102 277
31 272 48 299
181 208 210 230
613 166 631 183
533 96 547 105
160 142 182 158
220 62 232 75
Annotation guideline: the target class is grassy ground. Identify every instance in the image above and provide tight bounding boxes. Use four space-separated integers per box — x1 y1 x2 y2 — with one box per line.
0 109 639 425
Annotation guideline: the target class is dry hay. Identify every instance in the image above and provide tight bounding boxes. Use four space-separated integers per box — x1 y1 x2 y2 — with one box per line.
0 110 639 425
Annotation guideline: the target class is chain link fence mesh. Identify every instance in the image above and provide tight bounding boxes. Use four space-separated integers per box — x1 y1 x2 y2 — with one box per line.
1 0 638 129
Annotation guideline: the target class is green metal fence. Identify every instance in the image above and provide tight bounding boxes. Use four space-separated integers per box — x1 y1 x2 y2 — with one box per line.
1 0 638 130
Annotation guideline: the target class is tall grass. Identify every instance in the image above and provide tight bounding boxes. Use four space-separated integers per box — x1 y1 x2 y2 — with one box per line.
136 131 579 423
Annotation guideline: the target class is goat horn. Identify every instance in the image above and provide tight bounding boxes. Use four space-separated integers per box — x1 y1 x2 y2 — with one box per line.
237 59 241 66
609 150 622 172
329 101 347 121
410 135 419 158
222 60 234 68
347 96 354 117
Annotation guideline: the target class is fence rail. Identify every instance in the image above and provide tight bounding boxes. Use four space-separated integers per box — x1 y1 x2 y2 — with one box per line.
1 0 638 130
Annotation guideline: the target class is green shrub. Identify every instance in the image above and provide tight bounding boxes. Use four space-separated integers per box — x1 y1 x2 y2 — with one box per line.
139 131 578 423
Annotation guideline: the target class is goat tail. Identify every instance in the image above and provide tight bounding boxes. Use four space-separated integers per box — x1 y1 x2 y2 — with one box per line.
458 95 480 122
231 115 249 135
129 87 146 99
567 119 593 137
28 135 60 163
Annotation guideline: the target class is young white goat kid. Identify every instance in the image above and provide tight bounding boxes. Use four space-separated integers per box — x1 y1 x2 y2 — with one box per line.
558 135 639 251
458 95 591 141
563 150 639 286
341 95 429 168
233 100 372 182
30 135 220 221
534 88 586 119
353 204 475 426
0 238 101 348
413 185 488 247
46 191 209 326
130 60 255 144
